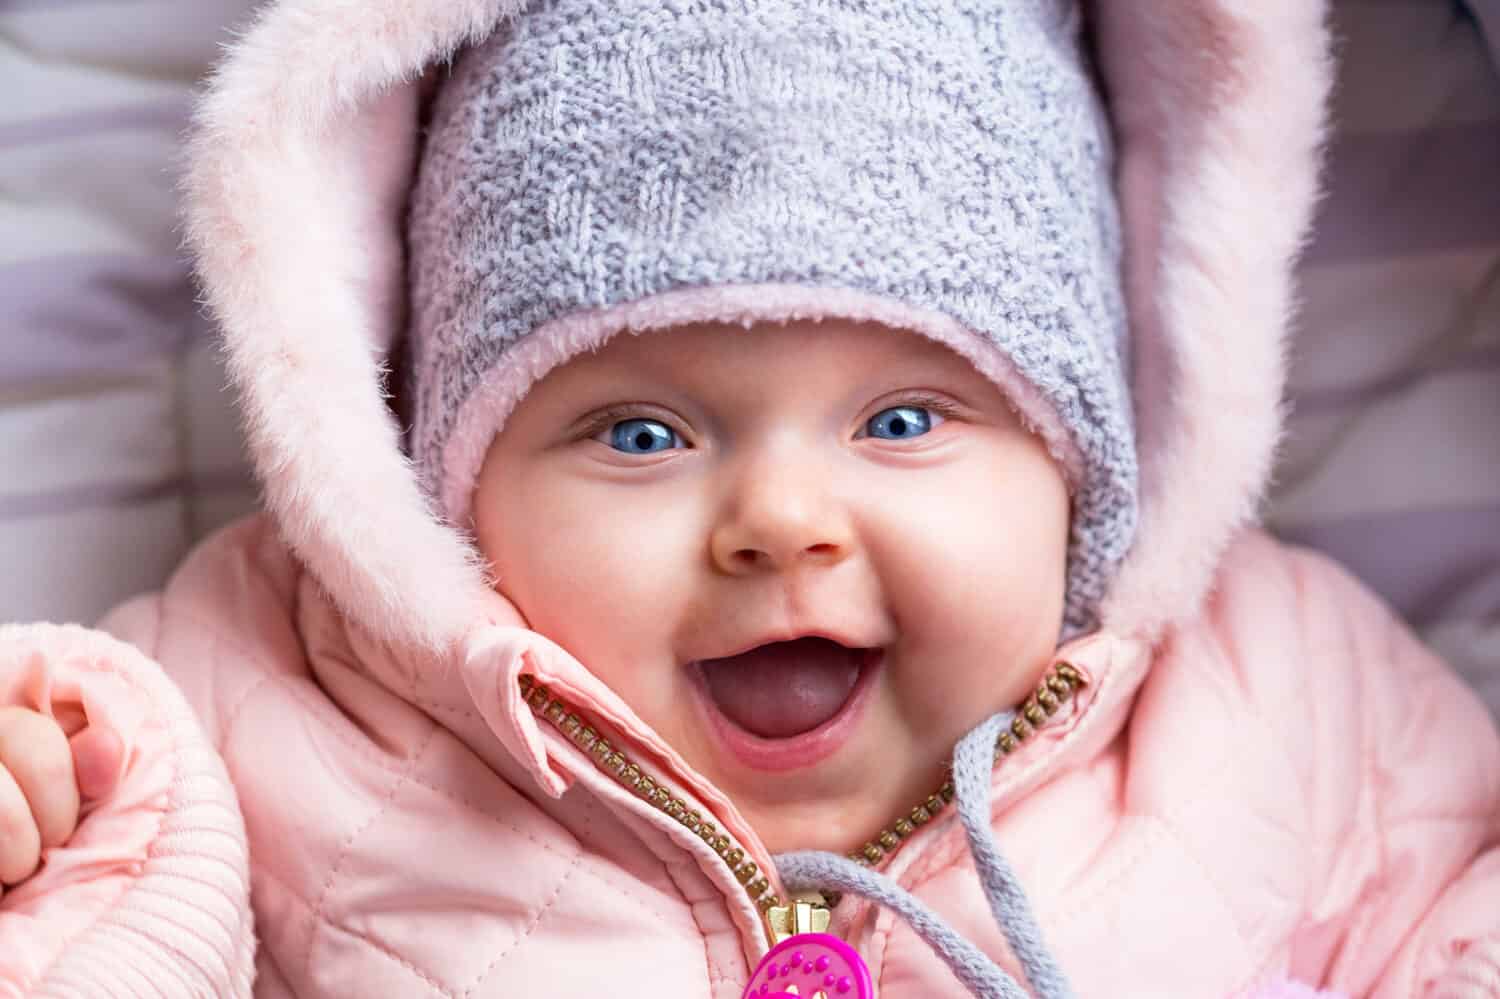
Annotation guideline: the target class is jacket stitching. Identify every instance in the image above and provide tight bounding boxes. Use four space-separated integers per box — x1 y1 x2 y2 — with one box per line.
315 923 453 999
146 587 737 956
227 673 677 923
461 851 584 997
280 675 681 916
152 597 287 760
660 858 722 997
256 868 455 997
218 673 275 757
1167 625 1320 978
154 604 299 686
1150 815 1258 971
301 723 441 983
268 678 577 856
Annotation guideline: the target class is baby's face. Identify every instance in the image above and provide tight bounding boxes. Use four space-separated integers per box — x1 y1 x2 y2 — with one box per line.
474 320 1068 853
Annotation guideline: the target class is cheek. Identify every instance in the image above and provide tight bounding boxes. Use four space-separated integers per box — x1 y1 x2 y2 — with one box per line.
478 468 701 674
868 446 1069 716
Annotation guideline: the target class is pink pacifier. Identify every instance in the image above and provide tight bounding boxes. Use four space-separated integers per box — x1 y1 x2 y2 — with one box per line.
741 934 874 999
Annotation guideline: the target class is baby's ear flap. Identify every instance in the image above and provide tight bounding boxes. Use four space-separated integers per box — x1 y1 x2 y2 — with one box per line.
181 1 523 654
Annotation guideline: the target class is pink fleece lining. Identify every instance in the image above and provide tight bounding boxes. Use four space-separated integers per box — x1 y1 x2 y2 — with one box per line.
438 283 1085 527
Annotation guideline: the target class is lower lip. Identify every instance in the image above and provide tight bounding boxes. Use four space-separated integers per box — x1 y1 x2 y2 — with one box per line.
688 649 883 773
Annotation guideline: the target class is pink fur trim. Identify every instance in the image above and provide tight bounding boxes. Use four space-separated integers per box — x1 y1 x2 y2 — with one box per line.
181 0 1331 654
1094 0 1331 638
181 0 531 653
439 284 1086 527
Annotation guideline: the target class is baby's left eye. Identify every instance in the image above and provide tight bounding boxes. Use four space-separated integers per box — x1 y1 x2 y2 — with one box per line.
864 406 943 440
603 418 683 454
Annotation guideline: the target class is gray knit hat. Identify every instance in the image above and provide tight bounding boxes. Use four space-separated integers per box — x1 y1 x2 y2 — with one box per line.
407 0 1136 633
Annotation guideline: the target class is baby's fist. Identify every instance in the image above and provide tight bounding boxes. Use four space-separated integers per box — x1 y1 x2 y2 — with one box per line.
0 706 123 889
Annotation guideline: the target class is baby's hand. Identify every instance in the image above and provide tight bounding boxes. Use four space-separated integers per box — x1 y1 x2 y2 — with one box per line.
0 706 123 892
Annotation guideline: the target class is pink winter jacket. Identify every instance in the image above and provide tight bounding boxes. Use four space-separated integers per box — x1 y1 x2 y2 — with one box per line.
6 522 1500 997
3 0 1499 996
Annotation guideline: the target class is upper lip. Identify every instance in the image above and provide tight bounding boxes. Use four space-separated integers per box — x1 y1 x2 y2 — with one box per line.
688 628 883 664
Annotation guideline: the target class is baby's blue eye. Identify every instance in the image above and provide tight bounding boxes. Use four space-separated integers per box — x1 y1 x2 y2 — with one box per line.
608 418 681 454
866 406 938 440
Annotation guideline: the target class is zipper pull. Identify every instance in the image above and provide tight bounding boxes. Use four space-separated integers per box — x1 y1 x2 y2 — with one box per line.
767 892 832 944
743 899 872 999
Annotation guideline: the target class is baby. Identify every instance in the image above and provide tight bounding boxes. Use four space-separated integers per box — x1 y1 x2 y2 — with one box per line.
2 0 1499 996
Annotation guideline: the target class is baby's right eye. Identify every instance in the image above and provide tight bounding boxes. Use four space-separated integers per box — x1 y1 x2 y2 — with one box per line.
603 418 683 454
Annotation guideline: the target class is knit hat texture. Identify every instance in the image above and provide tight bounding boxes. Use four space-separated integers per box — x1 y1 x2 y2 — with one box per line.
407 0 1137 632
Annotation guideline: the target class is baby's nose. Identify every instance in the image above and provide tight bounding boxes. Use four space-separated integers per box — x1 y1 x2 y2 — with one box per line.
708 471 854 576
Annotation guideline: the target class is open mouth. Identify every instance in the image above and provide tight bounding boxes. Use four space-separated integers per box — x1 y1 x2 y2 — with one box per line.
690 637 882 772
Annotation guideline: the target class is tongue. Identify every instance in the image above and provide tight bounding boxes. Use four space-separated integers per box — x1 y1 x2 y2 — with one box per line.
700 637 864 739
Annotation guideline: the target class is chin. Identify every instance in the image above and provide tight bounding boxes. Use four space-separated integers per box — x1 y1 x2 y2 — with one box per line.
741 797 892 857
715 740 952 859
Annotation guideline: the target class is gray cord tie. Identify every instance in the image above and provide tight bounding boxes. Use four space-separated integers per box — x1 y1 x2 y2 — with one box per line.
950 712 1075 998
774 710 1075 999
772 850 1031 999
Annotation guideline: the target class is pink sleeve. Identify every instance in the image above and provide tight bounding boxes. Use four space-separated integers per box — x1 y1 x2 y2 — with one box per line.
1282 550 1500 999
0 620 255 998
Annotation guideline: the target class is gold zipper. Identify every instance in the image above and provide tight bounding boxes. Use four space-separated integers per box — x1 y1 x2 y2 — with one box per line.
517 661 1086 944
518 675 784 926
844 661 1086 868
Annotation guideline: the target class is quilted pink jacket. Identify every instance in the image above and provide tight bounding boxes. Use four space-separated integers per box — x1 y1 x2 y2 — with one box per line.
3 1 1499 996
